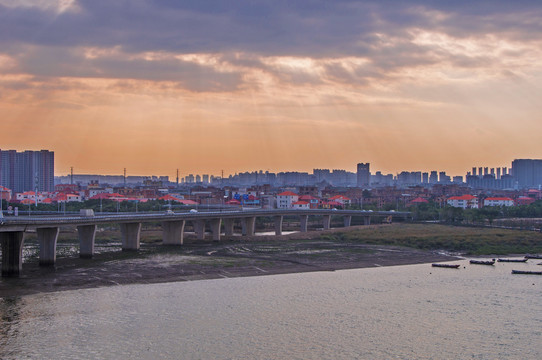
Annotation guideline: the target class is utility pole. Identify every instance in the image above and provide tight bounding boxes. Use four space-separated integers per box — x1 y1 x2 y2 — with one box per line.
70 166 74 184
123 168 127 188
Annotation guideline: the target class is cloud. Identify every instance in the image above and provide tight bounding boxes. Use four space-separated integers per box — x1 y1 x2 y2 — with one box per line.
0 0 541 92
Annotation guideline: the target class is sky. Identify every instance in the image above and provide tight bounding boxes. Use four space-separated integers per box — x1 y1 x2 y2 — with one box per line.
1 0 541 178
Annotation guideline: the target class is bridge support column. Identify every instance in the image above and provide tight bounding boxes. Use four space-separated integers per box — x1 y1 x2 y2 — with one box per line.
223 219 235 236
364 216 371 226
78 225 96 259
242 217 256 236
343 215 352 227
194 220 206 240
323 215 331 230
162 220 185 245
210 219 222 241
300 215 308 233
274 216 283 235
120 222 141 251
1 231 25 277
37 227 59 266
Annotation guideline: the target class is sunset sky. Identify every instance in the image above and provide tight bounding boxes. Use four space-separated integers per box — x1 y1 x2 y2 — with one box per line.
1 0 541 178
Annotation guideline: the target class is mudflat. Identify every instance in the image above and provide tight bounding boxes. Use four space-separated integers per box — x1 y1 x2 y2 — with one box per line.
0 225 458 298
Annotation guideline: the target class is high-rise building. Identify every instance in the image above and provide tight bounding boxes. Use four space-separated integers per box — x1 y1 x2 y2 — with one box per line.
511 159 542 188
0 149 54 193
422 172 429 184
429 171 438 184
356 163 370 187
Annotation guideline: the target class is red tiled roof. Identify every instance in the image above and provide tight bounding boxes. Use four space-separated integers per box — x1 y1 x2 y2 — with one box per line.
89 193 111 200
485 197 513 201
292 201 309 205
329 195 350 200
178 199 198 205
448 195 477 201
278 191 298 196
411 197 429 203
159 194 181 201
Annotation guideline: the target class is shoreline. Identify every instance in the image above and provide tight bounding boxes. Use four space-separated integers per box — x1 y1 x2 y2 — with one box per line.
0 225 461 298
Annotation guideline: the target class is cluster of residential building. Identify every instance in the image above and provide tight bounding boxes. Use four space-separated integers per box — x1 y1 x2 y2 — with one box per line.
2 179 542 214
3 149 542 212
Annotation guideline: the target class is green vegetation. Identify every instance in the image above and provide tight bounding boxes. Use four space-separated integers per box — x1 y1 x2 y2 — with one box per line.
316 223 542 255
408 199 542 225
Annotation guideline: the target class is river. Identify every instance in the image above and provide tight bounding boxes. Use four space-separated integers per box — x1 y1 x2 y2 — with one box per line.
1 259 541 359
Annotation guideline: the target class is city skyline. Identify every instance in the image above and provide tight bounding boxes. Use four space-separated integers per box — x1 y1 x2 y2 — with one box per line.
3 147 529 179
1 1 542 178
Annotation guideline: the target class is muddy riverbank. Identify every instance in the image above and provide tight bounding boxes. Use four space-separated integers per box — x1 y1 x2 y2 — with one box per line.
0 225 459 297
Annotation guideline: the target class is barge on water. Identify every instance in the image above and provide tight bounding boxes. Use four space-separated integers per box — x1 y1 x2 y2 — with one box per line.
469 259 495 265
497 258 528 263
432 263 460 269
511 270 542 275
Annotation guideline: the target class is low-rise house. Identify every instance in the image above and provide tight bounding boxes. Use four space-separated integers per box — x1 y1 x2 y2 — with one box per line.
322 200 343 209
0 185 12 201
53 193 83 203
298 195 319 209
292 201 310 209
447 195 479 209
483 197 514 207
276 191 299 208
516 196 536 206
409 197 429 206
16 191 47 203
328 195 351 206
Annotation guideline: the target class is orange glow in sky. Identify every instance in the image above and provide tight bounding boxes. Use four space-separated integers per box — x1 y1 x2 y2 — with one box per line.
1 1 541 178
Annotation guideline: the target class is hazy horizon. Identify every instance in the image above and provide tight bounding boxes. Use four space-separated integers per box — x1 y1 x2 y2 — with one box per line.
2 1 541 178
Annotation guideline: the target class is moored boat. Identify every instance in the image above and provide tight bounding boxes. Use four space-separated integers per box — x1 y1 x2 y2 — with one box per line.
497 258 528 263
432 263 460 269
469 259 495 265
511 270 542 275
524 254 542 259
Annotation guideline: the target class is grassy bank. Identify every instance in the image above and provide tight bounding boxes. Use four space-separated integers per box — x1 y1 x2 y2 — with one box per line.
317 223 542 255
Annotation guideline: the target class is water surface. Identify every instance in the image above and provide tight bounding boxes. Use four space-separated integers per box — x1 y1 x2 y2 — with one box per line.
1 259 541 359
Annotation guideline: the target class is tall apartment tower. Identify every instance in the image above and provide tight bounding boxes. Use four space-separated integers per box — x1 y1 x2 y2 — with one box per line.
0 149 54 193
511 159 542 188
356 163 370 187
429 171 438 184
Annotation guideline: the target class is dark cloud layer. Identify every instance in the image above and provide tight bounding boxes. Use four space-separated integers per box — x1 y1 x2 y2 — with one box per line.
2 1 541 55
1 0 541 91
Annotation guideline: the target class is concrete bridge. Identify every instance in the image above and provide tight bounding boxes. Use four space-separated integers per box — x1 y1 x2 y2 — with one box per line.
0 209 409 277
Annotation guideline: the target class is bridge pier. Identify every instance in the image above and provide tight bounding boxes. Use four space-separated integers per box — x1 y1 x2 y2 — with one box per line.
364 216 371 226
78 225 96 258
194 220 206 240
162 220 185 245
322 215 331 230
120 222 141 251
223 219 235 236
274 216 283 235
37 227 59 266
210 218 222 241
1 231 25 277
343 215 352 227
242 217 256 236
300 215 308 232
